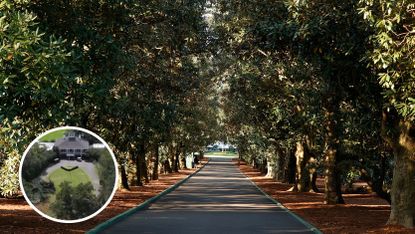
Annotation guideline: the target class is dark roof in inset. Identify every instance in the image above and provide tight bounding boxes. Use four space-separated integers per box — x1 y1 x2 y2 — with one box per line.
54 137 89 149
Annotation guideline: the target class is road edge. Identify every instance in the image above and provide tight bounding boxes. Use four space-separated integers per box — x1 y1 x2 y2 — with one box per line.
87 159 210 233
238 164 323 234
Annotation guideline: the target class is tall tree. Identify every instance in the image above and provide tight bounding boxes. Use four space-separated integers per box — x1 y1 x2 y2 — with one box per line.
0 0 73 197
360 0 415 227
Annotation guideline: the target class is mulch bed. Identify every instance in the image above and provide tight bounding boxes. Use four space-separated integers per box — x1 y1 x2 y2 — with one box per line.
237 160 414 234
0 160 207 233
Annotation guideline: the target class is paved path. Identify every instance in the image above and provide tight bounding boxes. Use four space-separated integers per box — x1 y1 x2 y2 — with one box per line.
101 157 318 233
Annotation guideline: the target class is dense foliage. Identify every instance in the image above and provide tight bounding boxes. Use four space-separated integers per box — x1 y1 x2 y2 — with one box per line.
0 0 220 196
51 181 99 220
95 150 116 204
21 143 56 180
1 0 414 229
215 0 414 227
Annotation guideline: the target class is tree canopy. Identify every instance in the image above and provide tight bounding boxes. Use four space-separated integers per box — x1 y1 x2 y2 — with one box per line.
0 0 414 229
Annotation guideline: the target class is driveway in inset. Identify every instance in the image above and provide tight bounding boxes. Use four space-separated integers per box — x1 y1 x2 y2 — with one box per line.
41 160 100 195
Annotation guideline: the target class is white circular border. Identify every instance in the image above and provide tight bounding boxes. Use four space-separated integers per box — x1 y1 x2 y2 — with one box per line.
19 126 119 223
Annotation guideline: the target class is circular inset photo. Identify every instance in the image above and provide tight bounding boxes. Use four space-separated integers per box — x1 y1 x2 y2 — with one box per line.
19 126 118 223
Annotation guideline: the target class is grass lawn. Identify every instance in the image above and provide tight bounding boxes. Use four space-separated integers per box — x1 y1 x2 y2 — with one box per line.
48 167 91 193
204 151 238 156
39 130 67 142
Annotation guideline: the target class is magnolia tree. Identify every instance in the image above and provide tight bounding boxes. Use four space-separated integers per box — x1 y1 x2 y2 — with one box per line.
0 1 73 197
360 0 415 228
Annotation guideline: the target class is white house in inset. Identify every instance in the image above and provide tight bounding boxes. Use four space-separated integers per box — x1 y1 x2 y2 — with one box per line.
54 132 89 159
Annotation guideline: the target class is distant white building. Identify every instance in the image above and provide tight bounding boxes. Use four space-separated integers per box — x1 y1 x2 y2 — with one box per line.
38 142 54 151
92 143 105 149
207 141 235 152
54 132 89 159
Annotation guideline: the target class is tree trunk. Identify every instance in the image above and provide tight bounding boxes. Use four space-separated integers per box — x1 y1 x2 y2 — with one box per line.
285 148 296 184
334 166 345 204
265 145 276 178
374 155 391 203
386 119 415 228
173 147 180 172
134 147 143 186
137 144 148 184
324 147 344 204
164 159 173 174
323 90 344 204
152 143 159 180
120 163 130 190
311 171 319 193
142 160 149 183
294 141 312 192
181 150 188 169
360 156 391 203
265 159 274 178
274 147 286 181
262 158 267 174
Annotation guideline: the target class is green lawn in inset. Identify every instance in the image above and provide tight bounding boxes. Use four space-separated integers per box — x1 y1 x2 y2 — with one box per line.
40 130 67 142
48 167 91 193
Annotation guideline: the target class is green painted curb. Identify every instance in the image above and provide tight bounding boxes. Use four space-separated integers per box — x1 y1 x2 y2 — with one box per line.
87 160 210 234
240 166 322 234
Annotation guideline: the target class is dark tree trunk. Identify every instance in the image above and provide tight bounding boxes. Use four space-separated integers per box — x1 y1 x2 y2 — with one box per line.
173 147 180 172
136 143 148 184
382 111 415 228
323 95 344 205
334 166 345 204
120 163 130 190
286 148 296 184
164 159 173 174
261 158 268 174
311 171 319 193
324 147 344 204
152 143 159 180
360 156 391 203
374 156 391 203
274 147 286 181
134 147 143 186
182 150 188 169
142 160 149 183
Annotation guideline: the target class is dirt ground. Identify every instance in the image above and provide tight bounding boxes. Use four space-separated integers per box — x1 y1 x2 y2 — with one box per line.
0 161 206 233
2 158 413 233
237 160 415 234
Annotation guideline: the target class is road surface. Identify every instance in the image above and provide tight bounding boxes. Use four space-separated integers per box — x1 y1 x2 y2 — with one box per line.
100 157 319 233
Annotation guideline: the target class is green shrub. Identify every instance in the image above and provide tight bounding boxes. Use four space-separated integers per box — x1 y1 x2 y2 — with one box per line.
96 150 116 203
0 152 21 198
51 181 99 220
85 148 102 162
22 143 56 181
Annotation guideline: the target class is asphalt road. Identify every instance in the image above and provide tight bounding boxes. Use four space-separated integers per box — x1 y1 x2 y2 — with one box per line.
101 157 319 234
